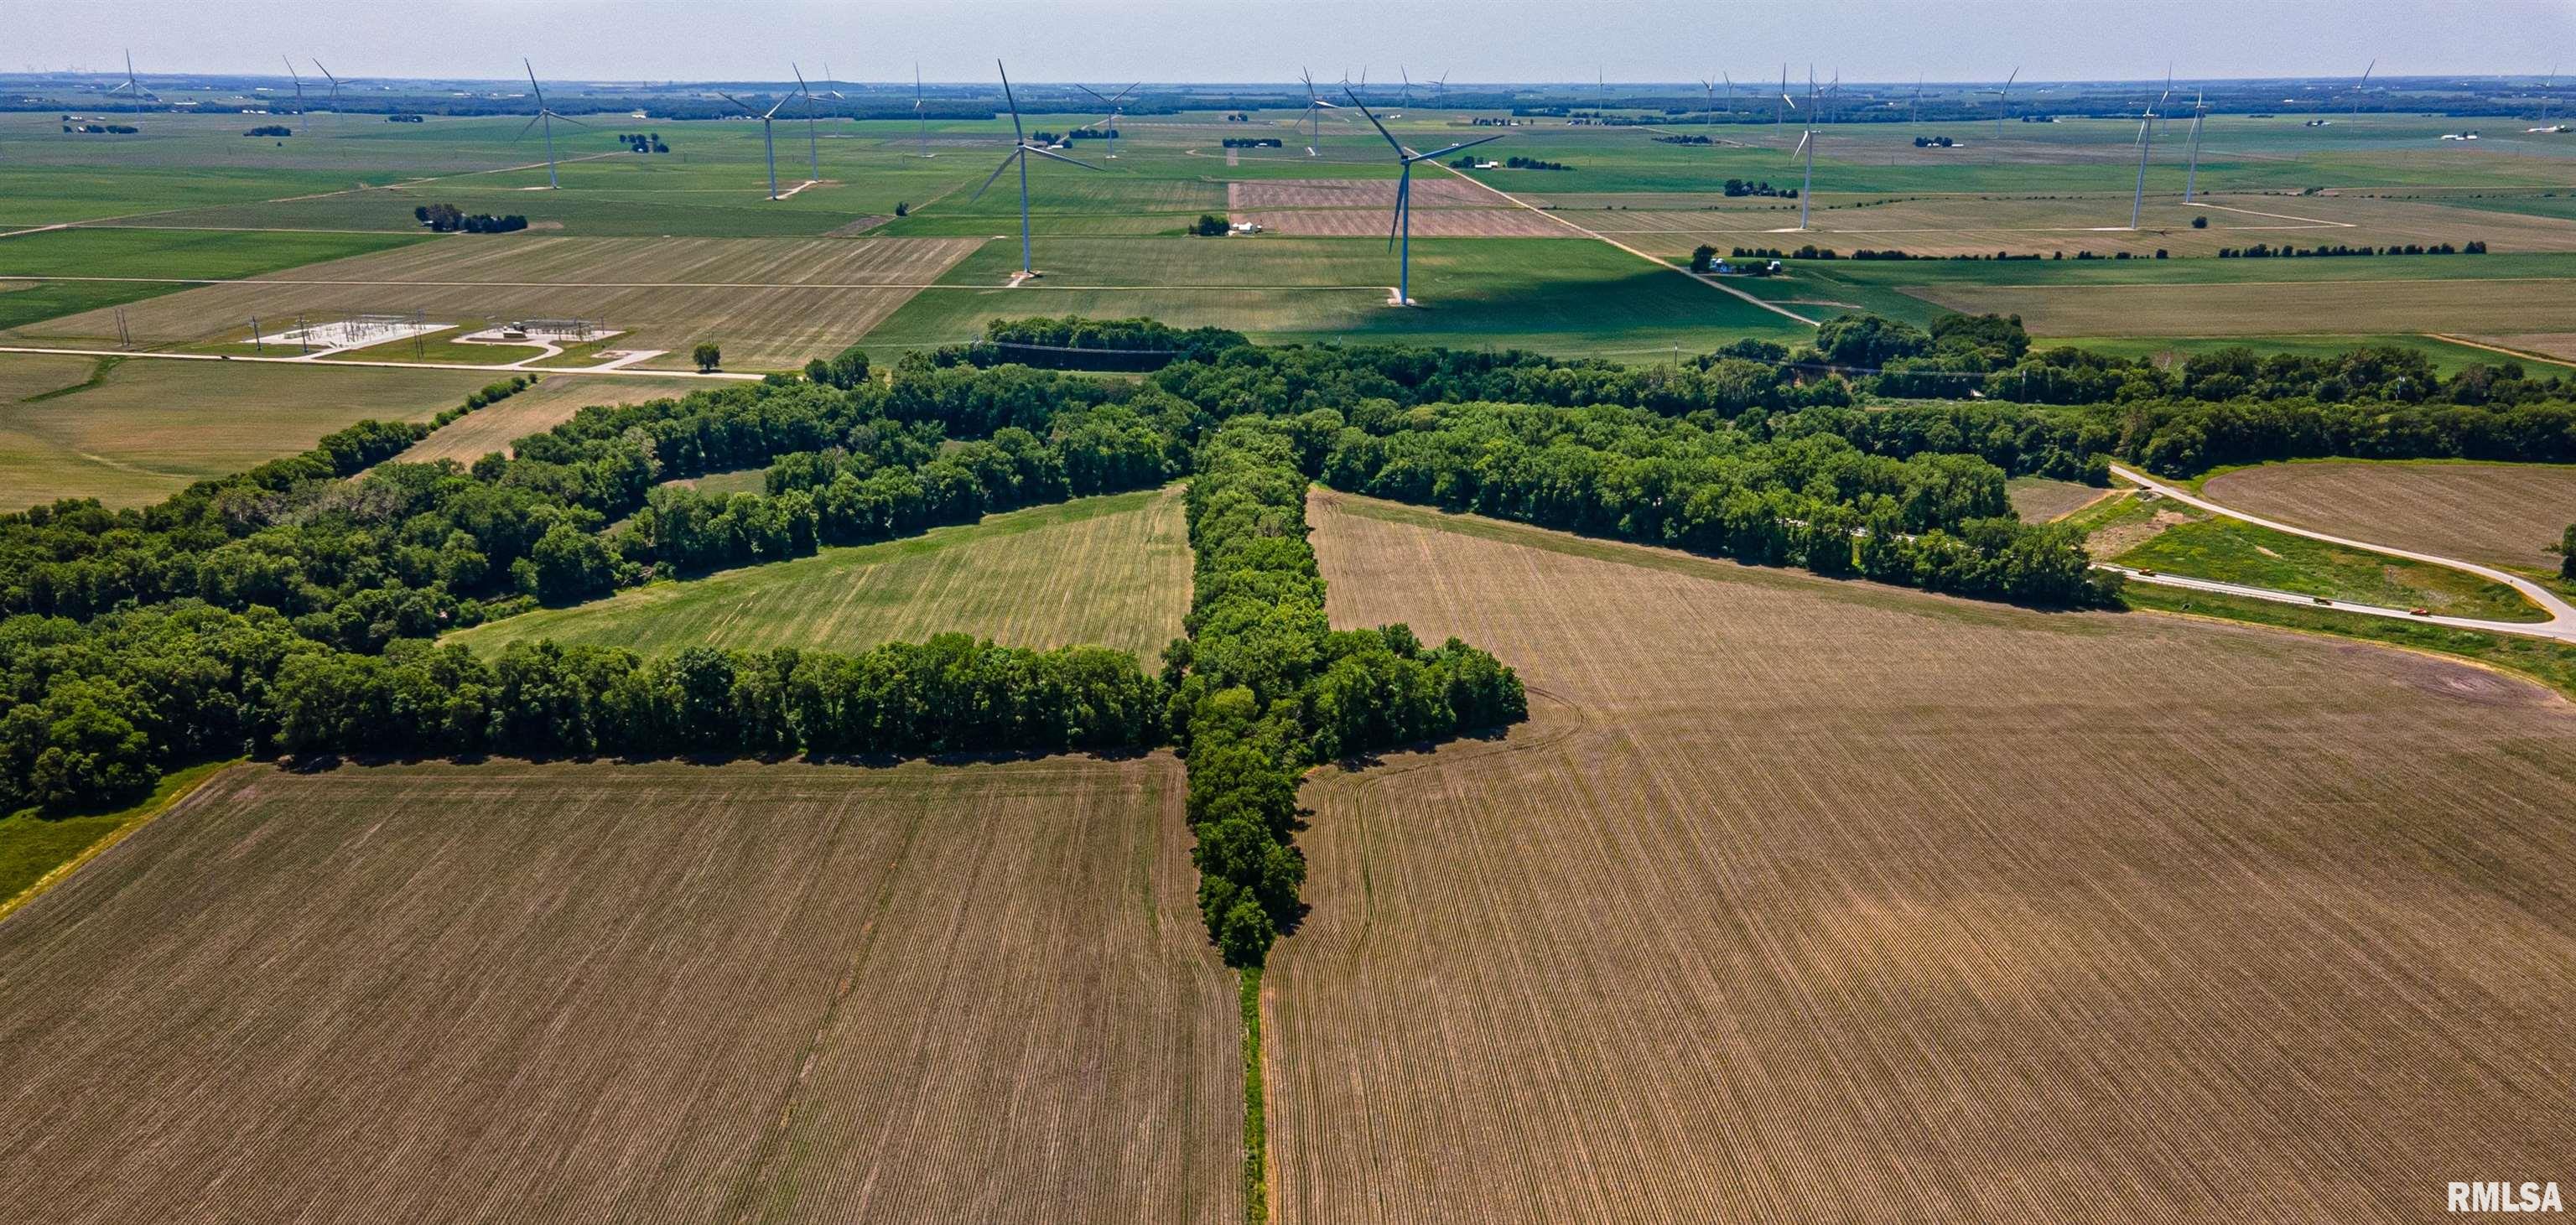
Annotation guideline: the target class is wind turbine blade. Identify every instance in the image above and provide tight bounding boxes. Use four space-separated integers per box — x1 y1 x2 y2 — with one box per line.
524 58 543 110
1023 143 1100 170
766 95 790 119
915 62 923 101
971 149 1020 201
514 113 546 141
1794 130 1810 157
2005 65 2019 88
1411 132 1504 161
552 112 591 128
997 60 1025 144
1074 84 1111 104
1344 88 1407 155
717 91 760 117
1109 82 1139 106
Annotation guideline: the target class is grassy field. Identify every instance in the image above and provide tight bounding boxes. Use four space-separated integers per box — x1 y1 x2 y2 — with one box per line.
0 761 235 921
446 486 1192 662
0 353 496 509
2004 475 2110 522
2111 512 2547 620
858 236 1814 358
0 757 1240 1224
1265 489 2576 1223
397 375 712 466
4 234 983 371
2201 459 2576 571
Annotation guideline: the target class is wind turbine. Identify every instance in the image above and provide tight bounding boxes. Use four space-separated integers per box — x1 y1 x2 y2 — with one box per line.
313 60 341 127
2351 58 2376 121
716 89 790 199
1400 65 1415 106
283 56 305 115
1987 66 2019 140
1300 68 1340 155
1776 63 1792 135
1074 81 1139 158
792 63 820 185
1346 87 1502 305
1794 69 1819 229
1434 71 1449 103
2183 90 2208 201
1909 75 1924 128
976 60 1102 278
106 49 154 102
1701 76 1717 131
1723 71 1737 122
517 60 586 190
2129 96 2159 229
913 64 932 157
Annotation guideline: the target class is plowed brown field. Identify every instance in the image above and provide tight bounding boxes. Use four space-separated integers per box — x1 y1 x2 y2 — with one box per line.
0 758 1239 1225
399 374 714 465
2201 460 2576 571
1267 490 2576 1224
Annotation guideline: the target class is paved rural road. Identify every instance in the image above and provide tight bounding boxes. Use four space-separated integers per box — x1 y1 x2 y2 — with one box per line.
2104 461 2576 643
0 344 764 381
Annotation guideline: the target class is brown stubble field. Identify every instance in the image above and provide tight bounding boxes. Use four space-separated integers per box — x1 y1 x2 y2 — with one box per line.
1266 489 2576 1224
2200 460 2576 570
0 757 1239 1225
397 373 714 465
3 235 983 371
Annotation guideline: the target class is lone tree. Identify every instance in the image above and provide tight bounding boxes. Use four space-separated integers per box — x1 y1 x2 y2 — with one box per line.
692 342 722 372
1690 244 1718 273
2561 522 2576 580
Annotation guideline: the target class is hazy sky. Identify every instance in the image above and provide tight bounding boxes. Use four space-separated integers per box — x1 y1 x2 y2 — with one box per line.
13 0 2573 86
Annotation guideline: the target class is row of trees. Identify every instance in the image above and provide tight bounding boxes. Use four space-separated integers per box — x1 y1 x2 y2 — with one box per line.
413 204 528 233
1167 418 1526 966
0 600 1161 814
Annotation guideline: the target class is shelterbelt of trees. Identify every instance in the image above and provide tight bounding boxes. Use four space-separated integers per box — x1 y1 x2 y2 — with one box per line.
12 314 2576 869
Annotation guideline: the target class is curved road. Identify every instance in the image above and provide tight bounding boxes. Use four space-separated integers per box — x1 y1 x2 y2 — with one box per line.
2103 462 2576 644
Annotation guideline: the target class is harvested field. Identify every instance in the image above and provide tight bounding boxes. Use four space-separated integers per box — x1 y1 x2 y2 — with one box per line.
2005 475 2112 522
0 757 1239 1225
1236 208 1562 237
446 486 1192 662
5 235 983 371
1267 489 2576 1224
2202 459 2576 570
0 353 495 510
2460 332 2576 364
397 375 713 465
1228 178 1491 210
1906 273 2576 338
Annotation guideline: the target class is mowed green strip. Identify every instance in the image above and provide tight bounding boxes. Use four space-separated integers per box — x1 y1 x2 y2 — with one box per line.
446 486 1192 662
2114 514 2547 621
858 236 1812 358
0 226 429 331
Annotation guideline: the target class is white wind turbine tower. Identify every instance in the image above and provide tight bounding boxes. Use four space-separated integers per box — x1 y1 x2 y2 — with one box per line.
1701 75 1717 132
283 56 306 115
1794 68 1819 229
1400 66 1415 106
792 63 821 185
2182 90 2209 201
106 49 155 102
914 64 933 158
517 60 586 190
1987 66 2019 140
2129 96 2159 229
1300 69 1340 155
716 87 791 200
313 60 341 128
1074 81 1139 158
976 60 1103 278
1346 87 1503 305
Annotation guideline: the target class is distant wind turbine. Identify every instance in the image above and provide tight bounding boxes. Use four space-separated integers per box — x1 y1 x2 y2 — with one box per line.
1074 81 1139 158
793 63 821 184
1346 86 1503 304
2130 96 2160 228
1987 66 2019 140
1794 68 1819 229
1777 63 1792 134
1300 67 1340 156
2352 58 2376 119
914 64 932 158
313 60 341 128
516 60 587 190
283 55 305 115
975 60 1103 278
716 87 792 200
106 49 154 101
2183 89 2208 201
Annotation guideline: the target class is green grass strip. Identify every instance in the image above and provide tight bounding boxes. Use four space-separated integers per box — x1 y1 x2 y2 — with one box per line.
2124 584 2576 701
1240 967 1270 1224
0 759 237 923
2115 515 2547 622
18 355 123 403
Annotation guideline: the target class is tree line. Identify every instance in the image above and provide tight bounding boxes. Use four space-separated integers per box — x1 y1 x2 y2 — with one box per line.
1166 418 1527 967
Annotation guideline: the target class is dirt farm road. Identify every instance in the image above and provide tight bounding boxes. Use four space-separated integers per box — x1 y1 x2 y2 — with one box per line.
2104 461 2576 644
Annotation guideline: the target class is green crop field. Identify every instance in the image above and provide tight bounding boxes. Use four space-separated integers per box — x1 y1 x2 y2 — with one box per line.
446 486 1192 662
2111 511 2547 620
0 226 428 330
